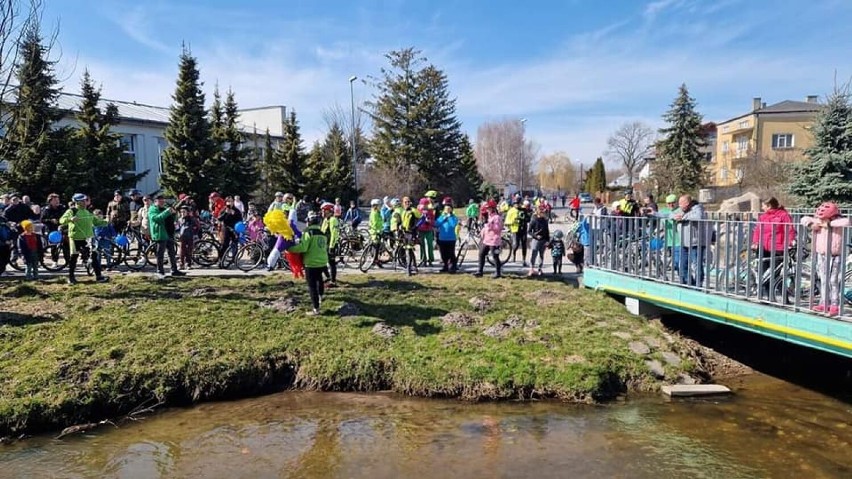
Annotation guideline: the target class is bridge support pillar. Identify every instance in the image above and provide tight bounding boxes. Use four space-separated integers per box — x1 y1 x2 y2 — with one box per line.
625 296 664 318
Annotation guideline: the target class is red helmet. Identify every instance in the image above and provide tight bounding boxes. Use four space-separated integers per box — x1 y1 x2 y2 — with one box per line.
442 196 453 206
209 192 220 199
419 197 430 206
815 202 840 220
320 202 334 211
484 199 498 211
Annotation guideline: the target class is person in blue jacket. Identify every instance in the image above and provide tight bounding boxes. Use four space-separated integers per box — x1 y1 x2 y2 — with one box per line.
435 197 460 273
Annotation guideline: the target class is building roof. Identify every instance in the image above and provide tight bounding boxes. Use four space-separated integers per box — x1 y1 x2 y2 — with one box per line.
3 89 280 138
720 99 822 124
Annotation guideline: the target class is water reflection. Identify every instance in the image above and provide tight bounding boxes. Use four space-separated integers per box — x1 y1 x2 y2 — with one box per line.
2 375 850 478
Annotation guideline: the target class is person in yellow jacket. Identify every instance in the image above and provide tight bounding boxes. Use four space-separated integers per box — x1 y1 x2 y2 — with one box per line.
320 202 340 287
505 198 530 266
59 193 109 285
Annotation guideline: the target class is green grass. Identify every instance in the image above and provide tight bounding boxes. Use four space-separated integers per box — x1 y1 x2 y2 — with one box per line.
0 273 697 436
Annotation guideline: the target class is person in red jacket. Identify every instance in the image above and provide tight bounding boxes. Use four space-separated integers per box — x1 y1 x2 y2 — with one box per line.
750 197 796 297
569 194 581 220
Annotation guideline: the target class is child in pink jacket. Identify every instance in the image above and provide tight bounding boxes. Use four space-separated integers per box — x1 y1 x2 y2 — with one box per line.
474 200 504 279
800 201 850 316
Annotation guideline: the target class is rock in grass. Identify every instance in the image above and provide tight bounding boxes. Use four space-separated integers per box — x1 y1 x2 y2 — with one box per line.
468 297 492 312
258 297 298 313
661 351 682 367
611 331 632 340
441 312 476 327
629 341 651 355
338 302 361 317
645 359 666 378
372 322 397 338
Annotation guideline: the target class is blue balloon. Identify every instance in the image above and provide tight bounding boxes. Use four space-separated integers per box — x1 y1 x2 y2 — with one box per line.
649 238 664 251
115 234 129 247
234 221 247 234
48 230 62 244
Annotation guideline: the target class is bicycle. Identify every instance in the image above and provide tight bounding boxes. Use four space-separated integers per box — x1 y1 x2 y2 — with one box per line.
358 232 397 273
235 230 291 272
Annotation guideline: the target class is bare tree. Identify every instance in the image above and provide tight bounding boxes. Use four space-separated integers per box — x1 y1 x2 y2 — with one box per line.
735 148 795 201
606 121 654 188
474 118 536 189
537 151 575 192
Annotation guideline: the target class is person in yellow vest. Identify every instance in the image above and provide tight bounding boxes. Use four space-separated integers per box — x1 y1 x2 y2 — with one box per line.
320 202 340 287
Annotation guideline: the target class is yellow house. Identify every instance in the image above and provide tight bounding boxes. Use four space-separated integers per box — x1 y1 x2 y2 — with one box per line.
711 96 821 187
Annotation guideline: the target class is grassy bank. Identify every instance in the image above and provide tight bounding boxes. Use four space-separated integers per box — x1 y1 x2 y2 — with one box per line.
0 273 702 437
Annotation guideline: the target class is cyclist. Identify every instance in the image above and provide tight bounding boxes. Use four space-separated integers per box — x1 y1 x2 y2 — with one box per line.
343 200 362 229
106 190 130 233
398 196 422 276
217 196 243 268
417 197 436 266
435 197 459 273
320 201 340 286
380 196 393 234
505 198 530 266
268 192 288 213
288 211 329 316
465 198 479 232
60 193 109 284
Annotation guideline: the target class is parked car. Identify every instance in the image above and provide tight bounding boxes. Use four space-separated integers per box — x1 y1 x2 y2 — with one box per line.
579 192 593 203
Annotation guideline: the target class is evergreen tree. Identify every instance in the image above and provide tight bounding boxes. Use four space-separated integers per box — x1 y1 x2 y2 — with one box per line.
654 84 707 194
255 129 280 204
453 133 483 201
71 70 147 207
218 89 257 197
160 47 214 199
584 157 607 194
788 89 852 205
367 48 475 198
0 27 74 200
206 85 226 192
273 110 307 196
323 122 356 202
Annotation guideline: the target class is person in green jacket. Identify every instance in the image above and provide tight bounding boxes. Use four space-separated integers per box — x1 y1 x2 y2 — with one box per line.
320 202 340 286
148 193 188 279
59 193 109 284
465 198 480 232
288 212 329 315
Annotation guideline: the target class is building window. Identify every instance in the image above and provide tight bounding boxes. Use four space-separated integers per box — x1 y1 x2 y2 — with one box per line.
156 137 167 173
722 125 729 133
720 167 728 180
738 120 749 129
722 141 729 153
772 133 794 149
120 134 137 172
736 136 748 156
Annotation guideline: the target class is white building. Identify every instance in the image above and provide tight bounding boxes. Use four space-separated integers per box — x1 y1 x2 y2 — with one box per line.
3 92 287 195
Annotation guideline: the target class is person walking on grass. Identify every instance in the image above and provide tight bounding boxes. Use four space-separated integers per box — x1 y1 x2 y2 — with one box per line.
60 193 109 285
288 212 329 316
148 194 187 280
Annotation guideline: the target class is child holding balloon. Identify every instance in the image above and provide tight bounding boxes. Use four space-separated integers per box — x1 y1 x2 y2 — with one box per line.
16 220 42 280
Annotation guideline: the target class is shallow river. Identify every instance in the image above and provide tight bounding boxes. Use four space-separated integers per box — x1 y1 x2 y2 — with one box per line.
2 374 850 478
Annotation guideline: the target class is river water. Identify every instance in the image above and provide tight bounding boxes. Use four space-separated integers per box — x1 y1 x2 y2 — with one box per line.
2 374 850 479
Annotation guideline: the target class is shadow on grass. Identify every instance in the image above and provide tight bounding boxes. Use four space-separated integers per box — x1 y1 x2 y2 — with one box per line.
347 299 445 336
0 311 62 327
344 278 437 292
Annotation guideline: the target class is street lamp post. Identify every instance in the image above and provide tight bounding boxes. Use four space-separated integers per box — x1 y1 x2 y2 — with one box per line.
349 75 358 206
519 118 527 197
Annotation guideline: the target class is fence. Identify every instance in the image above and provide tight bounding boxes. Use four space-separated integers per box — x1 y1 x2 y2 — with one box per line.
585 213 852 322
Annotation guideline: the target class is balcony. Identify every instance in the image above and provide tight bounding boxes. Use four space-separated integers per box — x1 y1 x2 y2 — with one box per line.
727 120 754 135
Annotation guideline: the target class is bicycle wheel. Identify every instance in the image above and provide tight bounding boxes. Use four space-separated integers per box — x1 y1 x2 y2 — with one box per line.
407 247 417 275
359 244 377 273
192 239 220 267
41 243 68 271
236 243 264 272
124 244 148 270
9 246 25 271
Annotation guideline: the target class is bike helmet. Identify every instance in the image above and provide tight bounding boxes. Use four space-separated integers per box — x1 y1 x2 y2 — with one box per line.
665 194 677 203
321 201 335 211
442 196 453 206
523 200 531 207
370 198 382 206
72 193 87 202
553 229 564 239
424 190 438 199
419 197 430 206
484 199 498 211
209 191 220 199
390 198 401 206
815 201 840 220
307 211 321 225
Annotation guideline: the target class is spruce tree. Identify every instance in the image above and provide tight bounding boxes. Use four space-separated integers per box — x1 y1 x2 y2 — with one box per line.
0 27 73 200
584 157 607 194
788 89 852 205
368 47 474 198
655 84 707 194
273 110 307 196
218 89 257 198
256 129 280 204
321 122 356 202
160 47 213 199
71 70 147 207
206 85 226 192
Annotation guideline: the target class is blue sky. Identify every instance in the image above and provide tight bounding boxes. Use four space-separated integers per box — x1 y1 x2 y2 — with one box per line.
45 0 852 167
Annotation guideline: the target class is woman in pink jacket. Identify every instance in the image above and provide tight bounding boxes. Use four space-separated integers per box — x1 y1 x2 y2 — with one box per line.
801 202 851 316
474 199 504 278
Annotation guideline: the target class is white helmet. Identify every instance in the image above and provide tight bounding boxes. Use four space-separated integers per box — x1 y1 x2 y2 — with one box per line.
370 198 381 206
390 198 400 206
